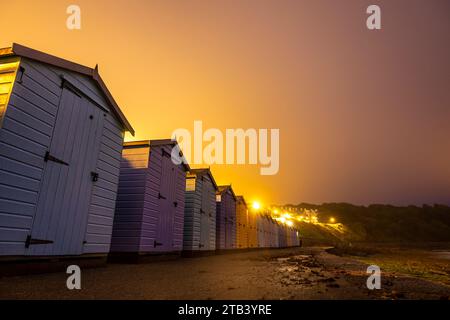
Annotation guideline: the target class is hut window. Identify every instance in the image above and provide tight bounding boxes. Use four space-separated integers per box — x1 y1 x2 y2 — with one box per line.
0 59 20 126
186 178 196 191
216 194 222 202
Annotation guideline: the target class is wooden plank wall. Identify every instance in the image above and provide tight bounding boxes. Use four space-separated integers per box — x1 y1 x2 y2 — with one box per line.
110 146 149 252
0 57 54 255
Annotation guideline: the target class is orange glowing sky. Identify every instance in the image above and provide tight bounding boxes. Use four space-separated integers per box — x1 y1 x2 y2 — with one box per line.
2 0 449 205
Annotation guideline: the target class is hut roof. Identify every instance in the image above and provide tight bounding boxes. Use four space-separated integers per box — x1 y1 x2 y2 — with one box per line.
189 168 218 191
236 195 248 207
123 139 190 171
0 43 134 135
217 185 237 201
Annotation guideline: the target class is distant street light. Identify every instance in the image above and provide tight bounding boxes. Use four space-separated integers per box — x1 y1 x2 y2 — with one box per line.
252 201 261 210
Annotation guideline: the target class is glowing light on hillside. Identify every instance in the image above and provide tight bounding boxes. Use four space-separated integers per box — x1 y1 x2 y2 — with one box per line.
286 220 294 227
329 217 336 223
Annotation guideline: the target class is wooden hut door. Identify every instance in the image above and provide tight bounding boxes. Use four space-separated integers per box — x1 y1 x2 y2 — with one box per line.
155 150 175 251
167 159 177 250
225 194 233 249
223 199 229 249
199 178 210 250
26 87 104 256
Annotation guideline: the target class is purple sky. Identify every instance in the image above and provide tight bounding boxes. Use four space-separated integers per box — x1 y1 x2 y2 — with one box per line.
2 0 449 205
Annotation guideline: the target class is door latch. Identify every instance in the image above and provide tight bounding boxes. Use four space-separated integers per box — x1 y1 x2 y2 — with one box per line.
44 151 69 166
158 193 166 200
25 235 54 248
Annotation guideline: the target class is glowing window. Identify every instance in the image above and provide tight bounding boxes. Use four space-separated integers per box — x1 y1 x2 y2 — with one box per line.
216 194 222 202
0 59 20 127
186 178 196 191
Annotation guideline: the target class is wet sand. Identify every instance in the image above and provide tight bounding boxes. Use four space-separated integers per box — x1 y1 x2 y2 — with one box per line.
0 247 449 300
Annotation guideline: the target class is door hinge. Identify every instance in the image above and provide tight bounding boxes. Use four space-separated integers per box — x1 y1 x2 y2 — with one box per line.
44 151 69 166
25 235 54 248
158 193 166 200
154 241 163 248
17 66 25 84
91 171 99 182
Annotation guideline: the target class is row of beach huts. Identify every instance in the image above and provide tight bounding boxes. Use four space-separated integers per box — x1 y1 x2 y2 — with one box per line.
0 44 299 269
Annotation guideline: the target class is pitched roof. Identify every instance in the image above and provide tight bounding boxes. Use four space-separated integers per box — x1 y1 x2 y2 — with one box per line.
189 168 218 191
217 185 237 201
0 43 134 135
236 195 247 206
123 139 191 171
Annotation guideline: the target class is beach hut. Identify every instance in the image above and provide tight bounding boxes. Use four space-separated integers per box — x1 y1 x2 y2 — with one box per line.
286 227 293 247
246 207 258 248
289 228 300 247
256 214 268 248
278 224 288 248
183 168 218 252
235 196 248 249
264 216 271 248
215 185 237 250
110 140 189 258
0 44 133 260
270 219 280 248
295 229 301 247
256 214 265 248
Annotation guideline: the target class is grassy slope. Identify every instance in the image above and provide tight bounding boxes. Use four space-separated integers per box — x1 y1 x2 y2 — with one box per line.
292 203 450 244
292 203 450 288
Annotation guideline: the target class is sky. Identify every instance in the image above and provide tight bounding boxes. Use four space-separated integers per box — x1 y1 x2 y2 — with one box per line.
1 0 449 206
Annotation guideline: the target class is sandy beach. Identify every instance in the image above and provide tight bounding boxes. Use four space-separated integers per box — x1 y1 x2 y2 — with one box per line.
1 246 449 300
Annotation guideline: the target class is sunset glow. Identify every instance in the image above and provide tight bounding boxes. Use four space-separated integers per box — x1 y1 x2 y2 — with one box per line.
1 0 449 206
